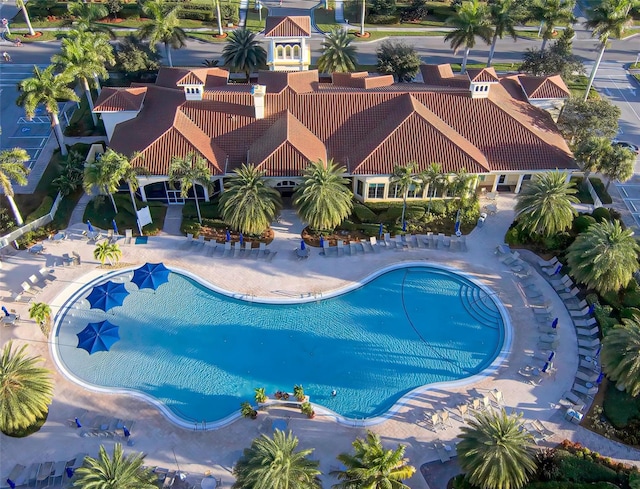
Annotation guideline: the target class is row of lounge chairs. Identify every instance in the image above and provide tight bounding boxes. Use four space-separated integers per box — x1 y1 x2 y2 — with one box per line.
422 390 505 433
322 232 467 257
1 453 86 488
12 267 56 302
183 235 277 261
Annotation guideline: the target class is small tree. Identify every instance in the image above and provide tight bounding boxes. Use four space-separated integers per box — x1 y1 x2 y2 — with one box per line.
557 97 621 147
601 319 640 397
519 28 584 80
601 144 635 190
107 0 123 19
29 302 52 336
318 28 357 74
254 387 267 403
0 148 30 226
573 136 611 187
376 40 421 82
94 242 122 266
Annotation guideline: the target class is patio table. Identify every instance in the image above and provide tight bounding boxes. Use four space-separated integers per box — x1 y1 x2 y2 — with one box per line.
201 476 217 489
28 244 44 254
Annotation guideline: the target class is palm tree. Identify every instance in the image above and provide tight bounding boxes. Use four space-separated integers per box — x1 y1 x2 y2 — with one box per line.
566 219 639 294
486 0 519 67
294 159 353 232
573 136 611 188
232 430 322 489
331 430 416 489
514 171 578 237
530 0 575 50
52 31 115 126
457 409 537 489
94 241 122 266
66 1 115 38
421 162 445 214
16 0 36 36
0 341 54 434
444 0 493 73
169 152 211 225
137 0 187 68
0 148 30 226
18 66 79 156
222 29 267 80
29 302 52 336
219 164 282 235
583 0 634 100
601 144 636 190
73 444 157 489
120 154 148 217
318 28 357 74
83 149 130 214
390 162 423 229
214 0 223 36
601 318 640 397
447 167 473 201
359 0 366 37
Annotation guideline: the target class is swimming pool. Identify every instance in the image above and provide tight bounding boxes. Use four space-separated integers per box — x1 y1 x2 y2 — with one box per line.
53 264 509 428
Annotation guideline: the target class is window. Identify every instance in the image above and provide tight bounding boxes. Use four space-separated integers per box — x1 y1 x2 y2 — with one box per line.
478 175 485 182
368 183 385 199
293 45 300 58
389 184 399 199
522 174 532 181
407 184 419 198
356 180 363 196
285 46 292 59
498 175 506 184
276 46 283 59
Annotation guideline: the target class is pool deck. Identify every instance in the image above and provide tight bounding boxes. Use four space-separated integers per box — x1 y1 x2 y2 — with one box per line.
1 193 639 488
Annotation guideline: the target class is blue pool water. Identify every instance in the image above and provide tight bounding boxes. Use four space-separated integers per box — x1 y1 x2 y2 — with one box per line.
54 266 505 425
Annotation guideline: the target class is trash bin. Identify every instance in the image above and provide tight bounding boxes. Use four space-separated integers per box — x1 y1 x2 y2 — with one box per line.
477 216 486 227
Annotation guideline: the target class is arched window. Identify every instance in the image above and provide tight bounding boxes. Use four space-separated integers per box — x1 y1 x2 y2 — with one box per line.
293 45 300 58
285 45 292 59
276 46 284 59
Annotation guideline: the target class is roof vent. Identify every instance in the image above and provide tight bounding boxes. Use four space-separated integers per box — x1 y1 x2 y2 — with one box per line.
251 84 267 119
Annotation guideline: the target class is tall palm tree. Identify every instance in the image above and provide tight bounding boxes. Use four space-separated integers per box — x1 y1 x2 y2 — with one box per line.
18 66 79 157
583 0 634 101
66 1 115 38
514 171 578 237
421 162 445 214
566 219 639 294
222 29 267 80
219 163 282 235
530 0 575 50
444 0 493 73
66 29 116 95
169 152 211 225
360 0 367 36
83 149 129 214
601 318 640 397
318 28 357 74
73 444 157 489
16 0 36 36
457 409 537 489
29 302 52 336
52 31 115 126
331 430 416 489
447 167 473 200
120 153 148 216
573 136 611 188
0 148 30 226
232 430 322 489
294 159 353 232
389 162 423 229
94 241 122 266
601 144 636 190
137 0 187 68
0 341 54 434
486 0 519 67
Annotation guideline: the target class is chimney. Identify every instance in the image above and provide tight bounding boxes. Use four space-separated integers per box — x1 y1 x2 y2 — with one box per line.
251 84 266 119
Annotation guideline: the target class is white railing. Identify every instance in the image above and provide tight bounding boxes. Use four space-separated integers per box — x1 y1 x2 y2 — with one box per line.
0 192 63 248
585 178 603 209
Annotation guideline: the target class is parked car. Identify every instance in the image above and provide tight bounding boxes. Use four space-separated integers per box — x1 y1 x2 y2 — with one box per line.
613 140 640 154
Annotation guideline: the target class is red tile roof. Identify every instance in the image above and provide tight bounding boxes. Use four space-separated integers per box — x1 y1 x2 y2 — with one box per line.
107 67 575 178
176 68 229 87
466 67 499 83
93 87 147 112
332 72 395 89
264 16 311 37
519 75 570 99
420 64 469 88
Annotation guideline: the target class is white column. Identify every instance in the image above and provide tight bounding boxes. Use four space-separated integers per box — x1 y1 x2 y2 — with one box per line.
300 38 306 70
139 183 148 202
270 39 276 69
514 174 525 194
491 175 499 192
203 183 210 202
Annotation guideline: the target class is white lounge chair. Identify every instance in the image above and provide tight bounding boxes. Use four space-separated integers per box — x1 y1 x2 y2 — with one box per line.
124 229 133 245
577 337 600 348
524 286 544 299
244 242 252 257
565 299 588 311
369 236 381 252
575 370 599 383
559 287 580 300
573 382 598 396
576 325 599 337
570 306 591 318
361 239 372 253
21 282 39 295
578 347 599 357
321 241 332 256
222 241 232 257
560 391 586 411
574 317 597 327
383 232 395 248
538 256 559 268
531 419 554 439
337 240 345 256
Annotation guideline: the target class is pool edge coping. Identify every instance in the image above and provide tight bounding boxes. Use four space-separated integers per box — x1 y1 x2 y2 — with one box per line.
50 261 513 431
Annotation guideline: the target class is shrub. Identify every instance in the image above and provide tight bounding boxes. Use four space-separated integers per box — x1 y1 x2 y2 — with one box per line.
590 178 613 205
620 307 640 321
428 199 446 215
0 207 13 233
360 223 382 236
535 448 561 481
573 215 596 234
600 290 622 310
352 202 379 223
182 202 220 219
25 196 54 222
202 218 227 229
603 382 640 428
555 449 621 484
591 207 612 223
378 206 403 223
621 284 640 308
405 205 425 220
337 219 358 231
181 220 201 237
543 232 572 251
593 304 619 336
366 13 399 23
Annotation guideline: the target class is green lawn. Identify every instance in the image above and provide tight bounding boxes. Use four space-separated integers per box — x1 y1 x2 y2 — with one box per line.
567 75 599 100
83 194 167 236
351 30 449 41
245 9 267 32
313 8 337 33
451 62 520 72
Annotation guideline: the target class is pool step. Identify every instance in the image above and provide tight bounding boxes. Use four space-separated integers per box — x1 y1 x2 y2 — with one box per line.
459 285 501 329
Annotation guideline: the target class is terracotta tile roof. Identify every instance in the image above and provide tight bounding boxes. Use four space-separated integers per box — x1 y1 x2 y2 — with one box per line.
107 67 576 178
156 68 195 88
176 68 229 87
519 75 570 99
420 64 469 89
264 16 311 37
248 111 326 176
331 72 395 89
257 70 318 93
466 67 499 83
93 87 147 112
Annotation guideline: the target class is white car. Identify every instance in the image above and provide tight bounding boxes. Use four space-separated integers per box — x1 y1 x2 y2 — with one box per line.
613 141 640 154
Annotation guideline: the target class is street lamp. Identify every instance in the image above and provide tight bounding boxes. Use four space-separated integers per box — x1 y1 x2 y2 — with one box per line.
257 1 262 22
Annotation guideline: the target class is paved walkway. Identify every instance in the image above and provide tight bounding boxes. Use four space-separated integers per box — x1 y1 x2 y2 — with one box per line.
1 194 639 489
67 193 92 227
161 205 184 236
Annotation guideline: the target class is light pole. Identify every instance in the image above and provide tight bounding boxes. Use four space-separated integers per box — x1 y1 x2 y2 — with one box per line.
257 1 262 22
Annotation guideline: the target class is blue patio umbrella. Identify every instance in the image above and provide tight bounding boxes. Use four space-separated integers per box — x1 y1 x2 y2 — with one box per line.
551 318 559 329
588 303 596 315
595 346 602 358
547 351 555 361
319 235 325 248
87 220 95 234
239 233 244 245
542 361 551 373
7 479 15 489
131 263 170 291
300 240 306 250
378 223 383 238
65 468 74 479
74 417 82 428
1 306 8 316
123 425 131 437
86 281 130 312
554 264 562 275
402 220 407 232
226 230 231 242
596 372 604 384
112 219 119 235
76 320 120 355
454 220 461 235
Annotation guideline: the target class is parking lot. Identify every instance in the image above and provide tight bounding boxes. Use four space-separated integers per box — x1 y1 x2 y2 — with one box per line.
616 179 640 229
